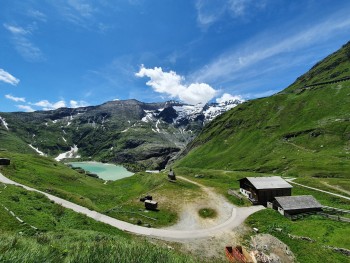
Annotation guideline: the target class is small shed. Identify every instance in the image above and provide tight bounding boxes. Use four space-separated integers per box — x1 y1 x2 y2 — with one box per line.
145 200 158 210
238 176 292 206
0 158 10 165
274 195 322 217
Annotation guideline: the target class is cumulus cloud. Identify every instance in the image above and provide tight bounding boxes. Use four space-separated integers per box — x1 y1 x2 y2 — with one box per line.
32 100 66 110
17 105 34 112
69 100 88 108
216 93 243 103
0 69 20 86
5 94 26 102
28 99 89 110
136 65 217 105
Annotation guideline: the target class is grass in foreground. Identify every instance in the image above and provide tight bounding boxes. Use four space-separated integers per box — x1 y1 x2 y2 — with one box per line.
0 184 201 263
0 231 198 263
246 209 350 263
0 152 202 227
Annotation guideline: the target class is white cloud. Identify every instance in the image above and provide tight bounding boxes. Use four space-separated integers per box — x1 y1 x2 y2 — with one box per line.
70 100 88 108
17 105 34 112
191 11 350 84
216 93 243 103
195 0 266 28
67 0 94 18
195 0 226 27
29 99 88 110
5 94 26 102
51 0 100 30
0 69 20 86
3 24 29 35
32 100 66 110
27 9 47 22
136 65 217 105
3 23 44 62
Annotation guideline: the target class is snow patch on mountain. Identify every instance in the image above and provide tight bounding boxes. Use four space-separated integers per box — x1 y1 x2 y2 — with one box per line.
29 144 46 156
55 145 80 161
202 99 242 122
0 116 9 130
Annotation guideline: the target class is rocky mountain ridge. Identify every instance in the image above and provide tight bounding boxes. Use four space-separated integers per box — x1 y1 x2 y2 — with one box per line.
0 98 242 170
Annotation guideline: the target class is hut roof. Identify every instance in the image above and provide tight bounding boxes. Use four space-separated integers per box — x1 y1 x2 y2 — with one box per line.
243 176 292 190
145 200 157 205
275 195 322 210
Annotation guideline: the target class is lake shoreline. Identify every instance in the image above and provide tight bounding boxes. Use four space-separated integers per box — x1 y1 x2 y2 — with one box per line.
67 161 134 181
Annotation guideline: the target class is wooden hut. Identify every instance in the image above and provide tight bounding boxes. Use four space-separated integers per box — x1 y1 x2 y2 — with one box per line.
145 200 158 210
0 158 10 165
273 195 322 218
238 176 292 206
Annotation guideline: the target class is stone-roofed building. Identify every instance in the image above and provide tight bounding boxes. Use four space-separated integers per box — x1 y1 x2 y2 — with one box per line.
273 195 322 217
238 176 292 206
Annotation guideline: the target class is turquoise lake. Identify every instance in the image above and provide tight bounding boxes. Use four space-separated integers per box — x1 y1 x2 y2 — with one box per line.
68 162 134 181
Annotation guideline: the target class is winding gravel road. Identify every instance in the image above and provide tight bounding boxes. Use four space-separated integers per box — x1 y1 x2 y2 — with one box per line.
0 172 264 241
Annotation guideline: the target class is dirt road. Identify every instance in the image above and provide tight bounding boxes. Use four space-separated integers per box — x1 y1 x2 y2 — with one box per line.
0 172 264 241
285 178 350 201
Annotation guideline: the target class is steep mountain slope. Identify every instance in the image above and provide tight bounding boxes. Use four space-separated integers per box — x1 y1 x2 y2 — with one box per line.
0 99 241 170
176 42 350 177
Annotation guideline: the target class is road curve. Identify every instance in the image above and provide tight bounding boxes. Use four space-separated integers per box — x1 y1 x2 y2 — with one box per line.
0 172 264 241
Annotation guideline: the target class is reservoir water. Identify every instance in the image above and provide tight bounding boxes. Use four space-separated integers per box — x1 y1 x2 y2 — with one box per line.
68 162 134 181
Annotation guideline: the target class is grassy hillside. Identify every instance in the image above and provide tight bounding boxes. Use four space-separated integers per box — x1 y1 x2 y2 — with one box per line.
0 130 34 154
176 42 350 179
246 209 350 263
173 42 350 263
0 151 202 227
0 184 199 263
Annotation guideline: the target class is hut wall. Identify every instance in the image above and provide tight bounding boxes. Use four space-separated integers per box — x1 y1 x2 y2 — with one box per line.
284 207 322 216
257 188 291 205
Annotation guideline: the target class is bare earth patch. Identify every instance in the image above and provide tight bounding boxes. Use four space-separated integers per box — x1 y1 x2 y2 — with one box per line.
164 176 235 230
250 234 296 263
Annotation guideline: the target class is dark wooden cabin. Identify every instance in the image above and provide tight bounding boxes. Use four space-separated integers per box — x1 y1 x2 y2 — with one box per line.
273 195 322 218
145 200 158 210
0 158 10 165
239 176 292 206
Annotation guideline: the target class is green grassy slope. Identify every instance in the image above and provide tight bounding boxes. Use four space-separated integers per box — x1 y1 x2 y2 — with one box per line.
246 209 350 263
0 130 34 154
0 184 198 263
176 42 350 179
0 151 201 227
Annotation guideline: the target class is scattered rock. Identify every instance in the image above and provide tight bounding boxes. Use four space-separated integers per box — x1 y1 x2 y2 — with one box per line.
324 245 350 257
250 234 295 263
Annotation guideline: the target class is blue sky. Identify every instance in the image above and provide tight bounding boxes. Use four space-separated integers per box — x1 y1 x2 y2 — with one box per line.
1 0 350 112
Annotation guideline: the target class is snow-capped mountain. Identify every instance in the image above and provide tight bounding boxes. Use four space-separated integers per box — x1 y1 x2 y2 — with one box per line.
141 98 243 127
0 98 242 170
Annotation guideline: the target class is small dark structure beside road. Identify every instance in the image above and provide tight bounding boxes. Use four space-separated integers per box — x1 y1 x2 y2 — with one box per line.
0 158 10 165
168 169 176 181
272 195 322 218
145 200 158 210
239 176 292 206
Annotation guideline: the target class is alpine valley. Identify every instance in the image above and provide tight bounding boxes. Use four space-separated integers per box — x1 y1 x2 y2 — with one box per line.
0 98 242 170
